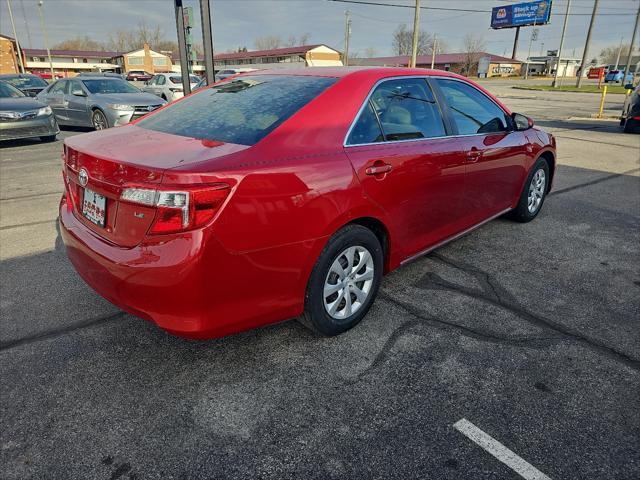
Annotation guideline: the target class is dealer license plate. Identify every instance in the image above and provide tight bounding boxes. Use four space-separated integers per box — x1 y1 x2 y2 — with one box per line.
82 188 106 227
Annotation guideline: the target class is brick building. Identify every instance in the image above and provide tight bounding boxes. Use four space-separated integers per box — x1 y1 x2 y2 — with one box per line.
0 34 24 74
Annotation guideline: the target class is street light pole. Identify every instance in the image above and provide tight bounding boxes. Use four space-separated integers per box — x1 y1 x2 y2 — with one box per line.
199 0 215 84
409 0 421 68
613 36 624 71
622 5 639 87
6 0 25 73
576 0 599 88
174 0 191 95
431 34 437 69
37 0 55 79
343 10 351 66
552 0 571 88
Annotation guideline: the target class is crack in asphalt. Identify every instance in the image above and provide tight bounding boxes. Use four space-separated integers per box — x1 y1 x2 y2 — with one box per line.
550 168 640 196
0 219 56 231
359 252 639 377
554 135 640 149
0 312 125 352
0 191 62 201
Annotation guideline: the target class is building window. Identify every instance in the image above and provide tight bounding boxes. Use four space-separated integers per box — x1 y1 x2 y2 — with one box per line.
32 57 41 62
128 57 144 65
82 58 88 63
153 57 167 66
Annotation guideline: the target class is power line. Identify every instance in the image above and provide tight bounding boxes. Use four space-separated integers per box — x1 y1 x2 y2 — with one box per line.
328 0 637 16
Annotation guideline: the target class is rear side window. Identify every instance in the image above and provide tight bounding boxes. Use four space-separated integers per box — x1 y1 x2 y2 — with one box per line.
137 75 336 146
436 79 509 135
347 78 446 145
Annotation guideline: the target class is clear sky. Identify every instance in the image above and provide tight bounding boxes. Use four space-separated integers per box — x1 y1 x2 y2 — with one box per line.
1 0 638 61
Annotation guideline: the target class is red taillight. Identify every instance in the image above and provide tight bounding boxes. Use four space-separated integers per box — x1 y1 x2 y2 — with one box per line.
120 184 230 235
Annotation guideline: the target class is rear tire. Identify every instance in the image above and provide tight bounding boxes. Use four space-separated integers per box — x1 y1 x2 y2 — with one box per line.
40 135 56 142
300 225 383 336
508 158 550 223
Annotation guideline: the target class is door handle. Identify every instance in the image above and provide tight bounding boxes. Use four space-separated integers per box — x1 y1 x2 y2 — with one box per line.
466 148 482 163
365 163 393 175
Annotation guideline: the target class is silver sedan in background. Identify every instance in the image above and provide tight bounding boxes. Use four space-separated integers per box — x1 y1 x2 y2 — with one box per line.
36 75 165 130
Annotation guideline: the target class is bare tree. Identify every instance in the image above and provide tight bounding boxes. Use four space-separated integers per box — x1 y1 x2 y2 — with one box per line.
461 33 486 76
254 35 282 50
392 24 441 56
53 36 107 51
599 43 637 64
364 46 378 58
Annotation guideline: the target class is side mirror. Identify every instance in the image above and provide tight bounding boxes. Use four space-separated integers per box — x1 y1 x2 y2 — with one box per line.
71 89 86 97
624 83 634 90
512 112 534 131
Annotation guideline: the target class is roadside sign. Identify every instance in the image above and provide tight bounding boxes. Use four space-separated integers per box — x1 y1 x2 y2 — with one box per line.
491 0 552 29
183 6 194 28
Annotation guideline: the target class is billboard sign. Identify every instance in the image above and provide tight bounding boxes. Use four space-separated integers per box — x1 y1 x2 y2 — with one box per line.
491 1 552 29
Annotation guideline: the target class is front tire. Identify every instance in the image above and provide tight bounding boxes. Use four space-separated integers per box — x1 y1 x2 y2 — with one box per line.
91 109 109 130
301 225 383 336
508 158 550 223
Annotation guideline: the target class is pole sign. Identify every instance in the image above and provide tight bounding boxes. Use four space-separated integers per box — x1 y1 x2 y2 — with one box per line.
491 0 552 29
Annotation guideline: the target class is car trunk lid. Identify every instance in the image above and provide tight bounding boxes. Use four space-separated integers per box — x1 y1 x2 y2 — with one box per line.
64 126 248 247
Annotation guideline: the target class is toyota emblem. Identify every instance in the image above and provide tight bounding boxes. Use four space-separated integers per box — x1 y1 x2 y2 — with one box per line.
78 168 89 187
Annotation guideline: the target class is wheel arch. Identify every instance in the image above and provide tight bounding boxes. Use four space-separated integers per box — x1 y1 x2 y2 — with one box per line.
538 150 556 192
347 216 392 273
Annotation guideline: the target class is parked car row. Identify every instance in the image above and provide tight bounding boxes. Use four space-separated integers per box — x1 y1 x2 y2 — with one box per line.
604 70 634 84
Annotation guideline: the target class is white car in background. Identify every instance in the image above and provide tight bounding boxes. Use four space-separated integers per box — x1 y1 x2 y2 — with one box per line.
216 68 258 80
142 73 200 102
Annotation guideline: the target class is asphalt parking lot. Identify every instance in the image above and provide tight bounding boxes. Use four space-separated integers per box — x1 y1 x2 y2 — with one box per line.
1 82 639 479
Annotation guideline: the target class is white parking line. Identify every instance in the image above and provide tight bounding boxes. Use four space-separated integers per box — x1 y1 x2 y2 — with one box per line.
453 418 552 480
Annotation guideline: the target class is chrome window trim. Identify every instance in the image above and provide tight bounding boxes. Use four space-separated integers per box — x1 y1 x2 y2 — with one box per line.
343 75 511 148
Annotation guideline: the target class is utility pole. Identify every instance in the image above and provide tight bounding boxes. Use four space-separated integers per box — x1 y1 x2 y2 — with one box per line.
552 0 571 88
37 1 54 79
576 0 599 88
409 0 421 68
199 0 215 84
524 22 538 80
343 10 351 66
6 0 25 73
174 0 191 95
622 4 639 87
431 34 437 69
613 36 624 70
512 26 520 59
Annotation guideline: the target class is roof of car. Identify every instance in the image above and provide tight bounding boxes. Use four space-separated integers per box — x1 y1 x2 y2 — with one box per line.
246 66 466 80
0 73 41 78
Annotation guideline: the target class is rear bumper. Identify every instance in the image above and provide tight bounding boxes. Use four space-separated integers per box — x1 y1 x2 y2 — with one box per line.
59 194 309 339
0 115 59 141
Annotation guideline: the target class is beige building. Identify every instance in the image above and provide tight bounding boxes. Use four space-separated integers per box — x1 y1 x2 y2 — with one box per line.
0 34 23 74
114 44 173 74
22 48 119 77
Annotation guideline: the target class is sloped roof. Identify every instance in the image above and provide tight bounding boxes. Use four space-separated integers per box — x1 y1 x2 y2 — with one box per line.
355 52 522 66
22 48 121 58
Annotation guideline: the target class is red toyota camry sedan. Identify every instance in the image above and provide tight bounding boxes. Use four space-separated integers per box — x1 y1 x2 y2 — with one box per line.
59 67 556 339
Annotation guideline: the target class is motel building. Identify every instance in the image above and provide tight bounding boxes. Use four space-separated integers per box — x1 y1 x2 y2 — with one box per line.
353 52 523 77
173 44 343 74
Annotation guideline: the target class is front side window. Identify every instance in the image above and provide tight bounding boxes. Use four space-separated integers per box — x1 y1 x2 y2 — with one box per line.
156 75 166 86
136 75 336 146
436 79 509 135
348 78 446 145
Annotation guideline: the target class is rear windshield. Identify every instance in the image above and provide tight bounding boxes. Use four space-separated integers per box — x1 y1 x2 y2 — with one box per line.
82 79 140 94
136 75 336 146
3 75 48 89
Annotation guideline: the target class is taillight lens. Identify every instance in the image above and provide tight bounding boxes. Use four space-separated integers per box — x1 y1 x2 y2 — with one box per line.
120 184 230 234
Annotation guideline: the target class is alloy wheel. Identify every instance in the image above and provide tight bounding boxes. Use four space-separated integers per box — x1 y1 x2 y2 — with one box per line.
527 168 546 214
323 246 375 320
92 111 107 130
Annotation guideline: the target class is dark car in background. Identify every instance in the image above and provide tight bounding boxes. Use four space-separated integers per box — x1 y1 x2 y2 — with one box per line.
0 80 59 142
0 74 49 97
37 76 165 130
126 70 153 82
621 83 640 134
